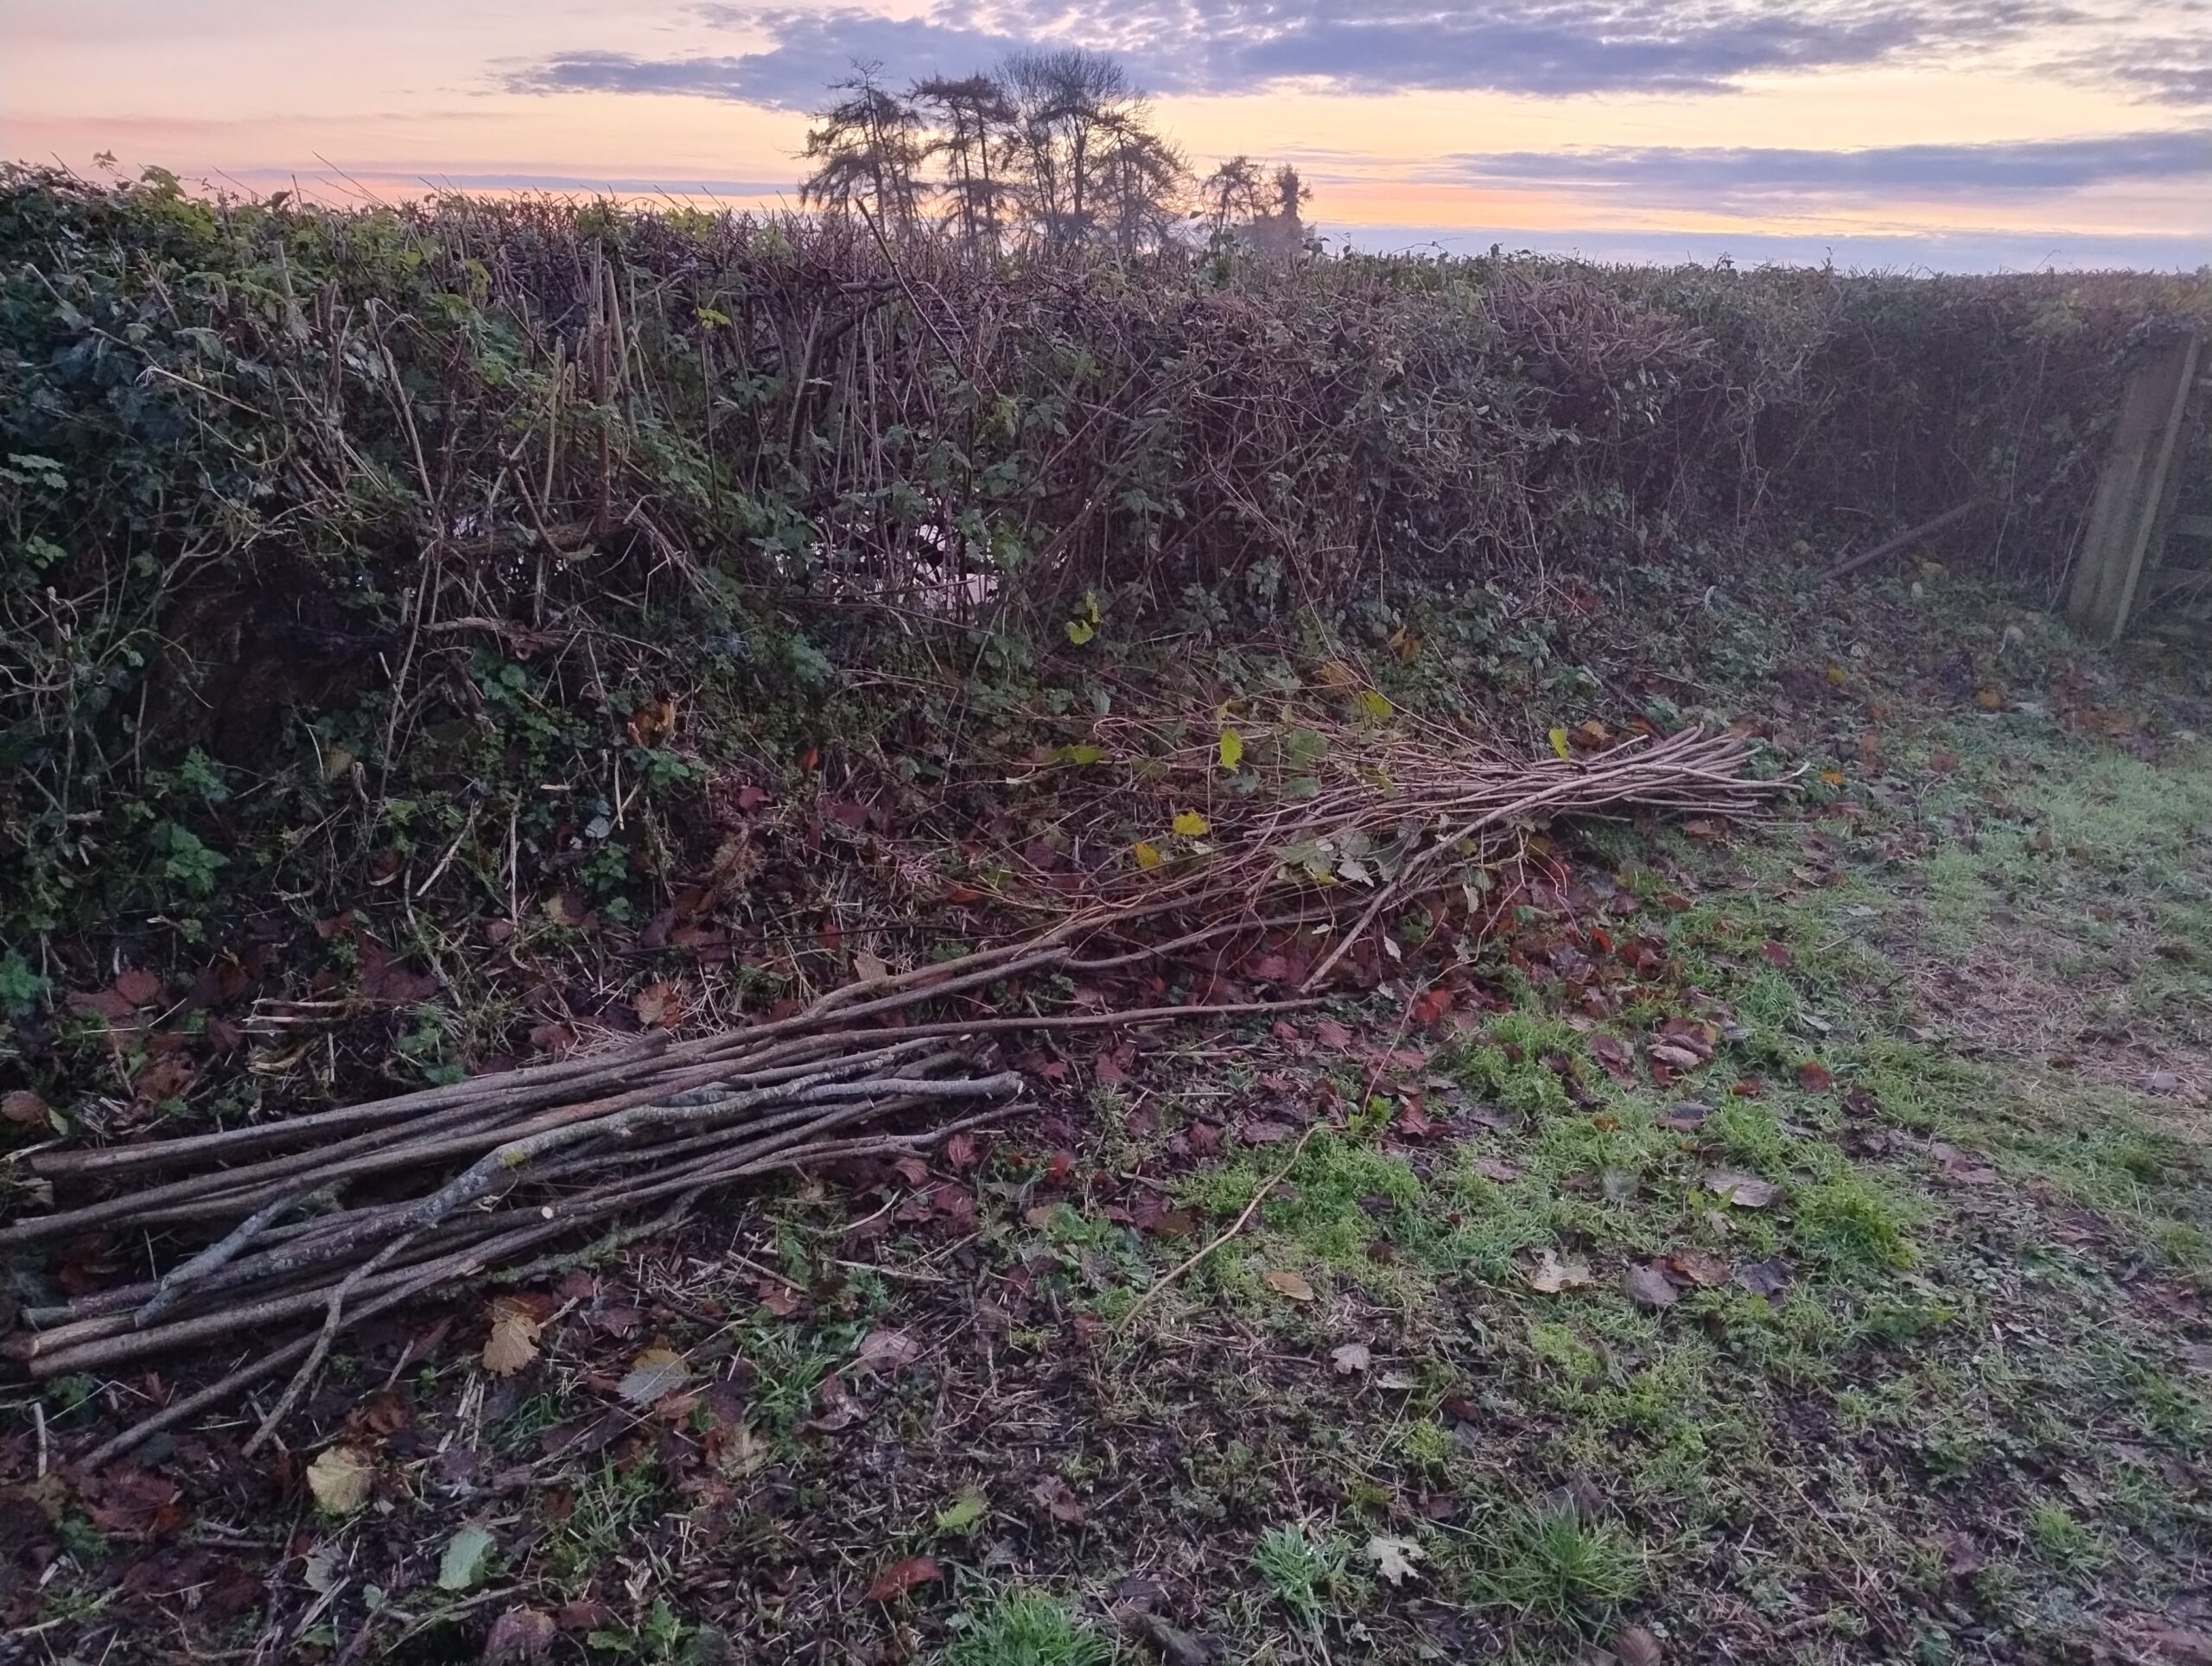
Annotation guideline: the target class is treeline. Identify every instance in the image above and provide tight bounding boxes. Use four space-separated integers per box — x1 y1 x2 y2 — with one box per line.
802 48 1311 258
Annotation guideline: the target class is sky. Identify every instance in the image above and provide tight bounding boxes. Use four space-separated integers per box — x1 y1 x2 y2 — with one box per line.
3 0 2209 270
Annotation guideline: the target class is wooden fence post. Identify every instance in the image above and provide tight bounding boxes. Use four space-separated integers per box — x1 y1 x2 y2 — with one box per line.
2067 332 2202 644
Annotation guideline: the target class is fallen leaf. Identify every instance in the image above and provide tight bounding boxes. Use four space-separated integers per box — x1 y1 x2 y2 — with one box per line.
1796 1060 1834 1092
855 1327 923 1374
482 1606 558 1663
1128 1612 1213 1666
1667 1249 1732 1288
1649 1043 1702 1071
1 1090 48 1127
1133 841 1165 870
305 1446 374 1517
1330 1342 1372 1376
1734 1257 1794 1299
616 1347 690 1408
2145 1071 2184 1096
1264 1269 1317 1302
1171 811 1210 838
113 968 164 1008
865 1555 944 1603
1376 1368 1420 1389
1031 1473 1088 1525
1613 1624 1665 1665
632 981 681 1028
1548 727 1572 761
1524 1250 1594 1294
1473 1156 1522 1183
1366 1534 1425 1587
481 1298 543 1377
1658 1101 1711 1132
1705 1170 1781 1209
1623 1263 1679 1310
437 1523 497 1591
1218 728 1244 771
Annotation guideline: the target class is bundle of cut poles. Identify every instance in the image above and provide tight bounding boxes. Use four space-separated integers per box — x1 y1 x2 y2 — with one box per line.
2 726 1786 1461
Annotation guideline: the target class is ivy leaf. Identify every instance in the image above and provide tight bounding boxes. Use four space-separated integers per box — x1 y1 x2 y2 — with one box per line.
1217 728 1244 771
1171 811 1210 838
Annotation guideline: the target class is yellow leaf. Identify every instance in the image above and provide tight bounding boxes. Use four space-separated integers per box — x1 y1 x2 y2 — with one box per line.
1352 690 1392 722
1974 687 2003 711
306 1445 375 1517
1824 663 1849 687
1064 617 1095 645
1132 841 1164 870
1217 728 1244 772
1548 727 1571 761
1264 1269 1317 1302
1171 811 1209 838
481 1297 542 1377
1817 769 1846 788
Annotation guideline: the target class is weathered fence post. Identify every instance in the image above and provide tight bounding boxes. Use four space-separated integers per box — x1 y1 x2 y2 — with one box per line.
2066 332 2203 644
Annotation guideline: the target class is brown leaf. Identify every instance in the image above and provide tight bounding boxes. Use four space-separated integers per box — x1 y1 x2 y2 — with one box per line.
1705 1170 1780 1209
1613 1624 1664 1666
1473 1156 1522 1183
854 1328 921 1374
1734 1257 1793 1299
1524 1250 1593 1294
616 1347 690 1407
1657 1101 1711 1132
1031 1473 1088 1525
865 1555 943 1603
632 981 681 1028
1330 1342 1372 1376
1623 1263 1679 1310
483 1606 559 1663
2 1090 49 1127
113 968 164 1008
480 1299 543 1377
306 1445 375 1517
1796 1060 1834 1092
1648 1043 1702 1071
1264 1269 1317 1302
1239 1119 1296 1146
1666 1249 1731 1288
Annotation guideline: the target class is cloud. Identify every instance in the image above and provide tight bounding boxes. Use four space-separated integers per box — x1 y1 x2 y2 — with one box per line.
2055 34 2212 107
505 0 2086 110
1445 130 2212 207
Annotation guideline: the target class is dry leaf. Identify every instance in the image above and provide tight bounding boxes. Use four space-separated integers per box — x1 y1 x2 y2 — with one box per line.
865 1555 943 1603
1735 1257 1793 1298
305 1445 374 1517
1525 1249 1593 1294
1264 1269 1317 1302
481 1297 542 1377
1705 1170 1780 1208
1 1090 48 1127
1133 840 1165 870
483 1606 558 1663
1614 1624 1665 1666
1649 1043 1703 1071
1473 1156 1522 1183
1667 1249 1732 1288
632 981 680 1028
1623 1263 1679 1310
854 1327 922 1373
1366 1534 1425 1587
1796 1060 1834 1091
1330 1342 1372 1375
1171 810 1210 838
853 949 889 984
616 1347 690 1407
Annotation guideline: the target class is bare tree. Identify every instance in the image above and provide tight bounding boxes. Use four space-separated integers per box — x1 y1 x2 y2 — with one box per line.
1002 48 1144 250
800 65 927 234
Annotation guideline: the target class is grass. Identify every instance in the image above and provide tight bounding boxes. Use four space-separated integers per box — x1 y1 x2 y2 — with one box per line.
944 1592 1113 1666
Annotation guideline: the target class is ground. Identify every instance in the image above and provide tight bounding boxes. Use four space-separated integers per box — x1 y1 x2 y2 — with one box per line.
6 572 2212 1665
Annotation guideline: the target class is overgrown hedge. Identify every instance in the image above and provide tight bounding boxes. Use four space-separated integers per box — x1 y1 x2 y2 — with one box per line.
1 162 2205 1019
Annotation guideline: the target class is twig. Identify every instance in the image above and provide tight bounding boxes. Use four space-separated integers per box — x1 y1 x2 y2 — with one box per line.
1116 1125 1315 1332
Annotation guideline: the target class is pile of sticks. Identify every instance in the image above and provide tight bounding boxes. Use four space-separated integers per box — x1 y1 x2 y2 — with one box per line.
3 728 1787 1461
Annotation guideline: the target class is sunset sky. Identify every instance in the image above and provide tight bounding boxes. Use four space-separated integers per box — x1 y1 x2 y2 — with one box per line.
3 0 2208 269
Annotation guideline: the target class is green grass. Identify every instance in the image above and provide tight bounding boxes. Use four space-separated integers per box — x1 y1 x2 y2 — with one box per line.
944 1592 1112 1666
